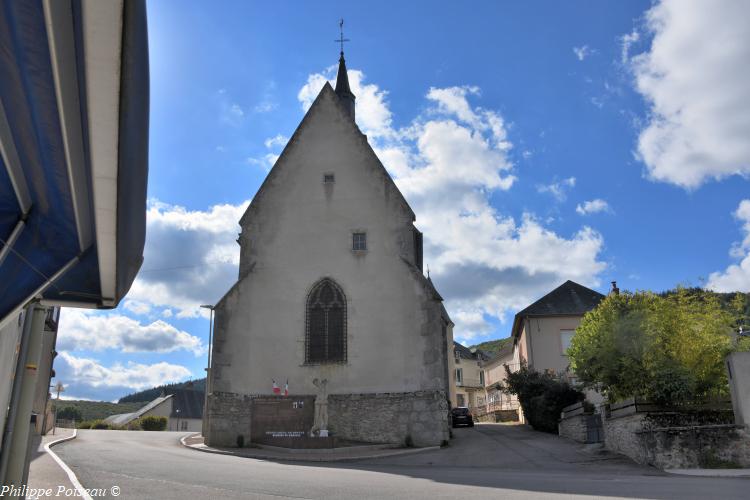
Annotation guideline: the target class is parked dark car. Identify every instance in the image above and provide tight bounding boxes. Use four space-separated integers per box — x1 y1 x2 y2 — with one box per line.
451 407 474 427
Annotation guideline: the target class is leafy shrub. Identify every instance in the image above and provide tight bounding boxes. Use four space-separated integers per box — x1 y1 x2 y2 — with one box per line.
125 420 141 431
503 364 583 433
568 289 742 405
76 420 93 429
90 420 109 430
139 416 167 431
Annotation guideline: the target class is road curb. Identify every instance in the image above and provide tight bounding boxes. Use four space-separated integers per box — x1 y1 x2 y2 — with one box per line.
664 468 750 478
44 429 93 500
179 433 440 462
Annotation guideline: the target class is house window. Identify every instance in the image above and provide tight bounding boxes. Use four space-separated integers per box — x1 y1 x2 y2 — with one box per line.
305 278 347 363
479 370 485 386
455 368 463 385
560 330 575 354
352 232 367 251
323 173 335 184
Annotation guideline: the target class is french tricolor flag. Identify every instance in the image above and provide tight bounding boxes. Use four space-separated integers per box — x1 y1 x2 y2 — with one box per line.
272 380 281 395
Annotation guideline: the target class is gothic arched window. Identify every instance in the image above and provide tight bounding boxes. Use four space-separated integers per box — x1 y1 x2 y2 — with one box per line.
305 278 347 363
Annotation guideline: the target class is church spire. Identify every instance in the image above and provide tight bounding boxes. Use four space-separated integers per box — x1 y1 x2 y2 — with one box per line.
334 19 355 121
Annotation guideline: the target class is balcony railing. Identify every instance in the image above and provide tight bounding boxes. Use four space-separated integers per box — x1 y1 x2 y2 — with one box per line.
456 377 484 389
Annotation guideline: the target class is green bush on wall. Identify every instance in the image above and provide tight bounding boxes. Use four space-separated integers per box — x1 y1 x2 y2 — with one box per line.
139 416 167 431
503 364 584 433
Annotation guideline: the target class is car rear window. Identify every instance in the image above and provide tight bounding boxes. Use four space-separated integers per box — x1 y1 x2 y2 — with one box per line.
452 408 469 415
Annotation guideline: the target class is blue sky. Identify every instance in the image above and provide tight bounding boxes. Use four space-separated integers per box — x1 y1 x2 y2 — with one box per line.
53 0 750 401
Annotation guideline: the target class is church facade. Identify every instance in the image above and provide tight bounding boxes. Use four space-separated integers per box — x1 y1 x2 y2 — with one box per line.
206 52 453 448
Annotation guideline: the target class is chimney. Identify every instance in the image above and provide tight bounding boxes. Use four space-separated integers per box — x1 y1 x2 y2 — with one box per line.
610 281 620 295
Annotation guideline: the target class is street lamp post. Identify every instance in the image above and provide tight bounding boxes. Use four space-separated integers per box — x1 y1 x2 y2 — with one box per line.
53 382 64 436
199 304 215 438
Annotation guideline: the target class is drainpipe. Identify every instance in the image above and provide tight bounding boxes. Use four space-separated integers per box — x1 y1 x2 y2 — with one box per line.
0 305 46 493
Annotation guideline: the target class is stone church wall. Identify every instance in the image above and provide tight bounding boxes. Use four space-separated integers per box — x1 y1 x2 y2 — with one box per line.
328 390 450 447
206 390 450 448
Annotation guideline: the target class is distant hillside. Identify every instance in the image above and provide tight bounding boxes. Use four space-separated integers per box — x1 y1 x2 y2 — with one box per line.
53 400 143 421
118 378 206 404
469 337 512 356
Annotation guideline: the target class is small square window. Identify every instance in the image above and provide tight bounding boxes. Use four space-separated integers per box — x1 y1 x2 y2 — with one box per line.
323 173 335 184
352 232 367 251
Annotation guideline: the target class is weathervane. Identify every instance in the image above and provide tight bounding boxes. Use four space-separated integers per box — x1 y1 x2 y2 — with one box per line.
335 18 349 55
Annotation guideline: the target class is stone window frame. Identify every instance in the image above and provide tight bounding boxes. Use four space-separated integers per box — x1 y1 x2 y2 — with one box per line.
304 277 348 365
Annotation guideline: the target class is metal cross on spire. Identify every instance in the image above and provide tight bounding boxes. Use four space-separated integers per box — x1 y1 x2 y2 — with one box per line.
335 18 349 55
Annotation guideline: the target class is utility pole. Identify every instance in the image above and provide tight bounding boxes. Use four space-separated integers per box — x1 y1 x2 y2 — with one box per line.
53 382 64 436
199 304 215 439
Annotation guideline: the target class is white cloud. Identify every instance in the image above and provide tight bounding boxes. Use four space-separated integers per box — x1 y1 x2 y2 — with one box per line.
537 177 576 202
254 101 277 113
264 134 288 149
707 200 750 292
57 309 204 356
576 199 612 215
247 153 279 172
123 299 151 316
620 30 640 64
573 45 595 61
297 68 605 341
126 199 249 318
630 0 750 188
217 89 245 126
53 352 192 401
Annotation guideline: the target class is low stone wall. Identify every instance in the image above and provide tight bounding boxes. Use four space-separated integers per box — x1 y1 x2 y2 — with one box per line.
206 391 254 447
602 400 749 468
207 390 450 448
559 414 588 443
328 390 450 447
475 409 519 423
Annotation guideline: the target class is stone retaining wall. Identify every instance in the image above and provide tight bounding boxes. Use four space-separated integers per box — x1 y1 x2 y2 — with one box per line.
602 402 750 468
559 414 589 443
328 390 449 447
207 390 449 448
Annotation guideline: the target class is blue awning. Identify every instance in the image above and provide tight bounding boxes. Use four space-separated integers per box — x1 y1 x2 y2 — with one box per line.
0 0 149 325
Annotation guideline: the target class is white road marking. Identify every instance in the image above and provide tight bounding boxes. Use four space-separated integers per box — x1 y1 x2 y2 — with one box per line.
44 429 93 500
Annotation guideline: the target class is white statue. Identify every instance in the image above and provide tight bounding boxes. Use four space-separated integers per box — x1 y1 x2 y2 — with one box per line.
310 378 328 437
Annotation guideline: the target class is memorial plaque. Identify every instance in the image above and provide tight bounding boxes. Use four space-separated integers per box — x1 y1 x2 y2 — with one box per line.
251 395 315 445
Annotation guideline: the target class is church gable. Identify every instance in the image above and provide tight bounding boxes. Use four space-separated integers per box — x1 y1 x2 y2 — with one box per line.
239 83 414 230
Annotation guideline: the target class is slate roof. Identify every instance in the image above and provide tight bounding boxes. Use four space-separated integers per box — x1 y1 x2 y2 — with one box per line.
511 280 605 340
166 388 204 420
453 341 492 362
103 389 205 426
518 280 604 317
103 395 172 426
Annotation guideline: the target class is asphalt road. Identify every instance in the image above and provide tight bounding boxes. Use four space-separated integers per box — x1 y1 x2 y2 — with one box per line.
53 424 748 500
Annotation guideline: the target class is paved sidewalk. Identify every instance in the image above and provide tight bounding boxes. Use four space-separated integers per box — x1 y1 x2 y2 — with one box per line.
181 433 440 462
25 429 78 498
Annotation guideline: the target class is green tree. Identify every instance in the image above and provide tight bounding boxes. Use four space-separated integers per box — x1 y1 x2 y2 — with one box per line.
56 406 82 421
568 289 738 405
